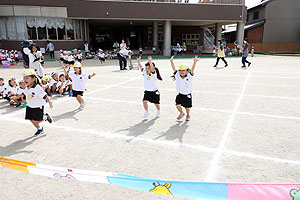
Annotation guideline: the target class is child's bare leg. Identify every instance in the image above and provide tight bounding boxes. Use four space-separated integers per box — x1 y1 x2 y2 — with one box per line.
155 104 160 111
185 108 190 116
76 95 84 104
30 120 42 129
143 100 149 110
176 104 183 113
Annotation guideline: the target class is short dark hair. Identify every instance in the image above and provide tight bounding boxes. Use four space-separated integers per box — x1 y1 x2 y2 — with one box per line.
218 40 222 44
244 38 248 42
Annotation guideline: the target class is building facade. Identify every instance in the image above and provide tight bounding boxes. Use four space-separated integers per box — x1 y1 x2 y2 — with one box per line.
223 0 300 53
0 0 247 56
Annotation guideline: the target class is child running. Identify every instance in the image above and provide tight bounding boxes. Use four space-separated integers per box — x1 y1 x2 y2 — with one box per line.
62 62 95 109
22 69 53 136
137 56 162 118
170 55 200 121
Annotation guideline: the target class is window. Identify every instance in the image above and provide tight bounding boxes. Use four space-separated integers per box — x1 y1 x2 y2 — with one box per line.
26 18 37 40
47 18 57 40
0 17 82 41
0 17 7 40
6 17 17 40
57 19 66 40
246 14 249 22
66 19 74 40
182 34 200 45
253 11 259 20
75 20 81 40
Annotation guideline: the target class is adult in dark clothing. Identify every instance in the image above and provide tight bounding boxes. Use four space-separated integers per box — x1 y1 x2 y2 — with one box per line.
21 40 33 68
117 49 127 70
237 38 251 68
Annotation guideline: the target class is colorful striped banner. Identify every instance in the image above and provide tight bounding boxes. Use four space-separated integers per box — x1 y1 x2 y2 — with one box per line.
1 156 300 200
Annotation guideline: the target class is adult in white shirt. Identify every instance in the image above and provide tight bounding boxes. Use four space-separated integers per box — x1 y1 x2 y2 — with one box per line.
46 40 55 59
120 40 127 50
84 41 89 57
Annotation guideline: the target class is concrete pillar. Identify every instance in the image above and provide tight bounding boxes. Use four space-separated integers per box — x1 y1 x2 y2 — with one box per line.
163 20 171 57
236 22 245 45
153 21 158 54
215 23 222 45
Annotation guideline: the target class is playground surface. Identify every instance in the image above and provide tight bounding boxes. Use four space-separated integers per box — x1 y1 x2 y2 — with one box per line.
0 55 300 199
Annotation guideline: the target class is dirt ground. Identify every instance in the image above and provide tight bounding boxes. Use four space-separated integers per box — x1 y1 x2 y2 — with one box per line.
0 55 300 200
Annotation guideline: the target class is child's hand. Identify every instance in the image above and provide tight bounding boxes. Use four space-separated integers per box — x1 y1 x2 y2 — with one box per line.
193 56 200 63
170 56 174 62
49 101 53 109
91 73 96 77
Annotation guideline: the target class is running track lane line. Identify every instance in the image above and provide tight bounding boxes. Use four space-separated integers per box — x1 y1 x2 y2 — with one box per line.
205 71 252 182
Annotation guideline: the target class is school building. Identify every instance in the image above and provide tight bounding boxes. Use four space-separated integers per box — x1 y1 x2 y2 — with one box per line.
223 0 300 53
0 0 247 56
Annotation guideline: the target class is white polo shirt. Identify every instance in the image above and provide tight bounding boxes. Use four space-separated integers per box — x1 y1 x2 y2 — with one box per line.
17 87 25 95
0 84 5 93
175 71 193 95
56 80 72 91
4 85 17 97
68 72 89 91
24 84 47 108
98 53 105 58
48 79 57 87
67 55 74 62
143 68 158 91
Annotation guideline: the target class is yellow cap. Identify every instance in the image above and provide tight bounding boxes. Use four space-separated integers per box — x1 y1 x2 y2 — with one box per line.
73 62 82 68
8 76 16 81
179 64 189 70
23 69 36 76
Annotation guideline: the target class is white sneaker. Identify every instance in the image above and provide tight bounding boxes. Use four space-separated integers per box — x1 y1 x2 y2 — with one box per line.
156 110 161 118
143 110 149 118
79 101 86 109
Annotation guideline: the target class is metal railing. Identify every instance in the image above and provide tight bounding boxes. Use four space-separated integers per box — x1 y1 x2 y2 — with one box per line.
97 0 245 5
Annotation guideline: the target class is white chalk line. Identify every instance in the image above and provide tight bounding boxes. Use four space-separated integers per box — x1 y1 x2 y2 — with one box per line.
1 116 300 167
205 71 252 182
83 94 300 121
87 83 300 101
84 96 232 114
90 74 300 88
2 76 141 118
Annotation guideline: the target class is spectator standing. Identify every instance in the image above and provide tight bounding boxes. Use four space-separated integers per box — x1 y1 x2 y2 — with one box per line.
46 41 55 59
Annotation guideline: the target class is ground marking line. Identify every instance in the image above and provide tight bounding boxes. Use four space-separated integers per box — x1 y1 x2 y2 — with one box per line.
89 75 300 88
205 71 252 182
1 116 300 167
84 96 300 121
3 76 141 118
196 68 300 74
84 96 232 114
87 83 300 101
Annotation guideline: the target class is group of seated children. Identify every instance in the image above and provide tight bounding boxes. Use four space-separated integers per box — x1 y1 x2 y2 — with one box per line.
0 49 20 65
59 49 83 66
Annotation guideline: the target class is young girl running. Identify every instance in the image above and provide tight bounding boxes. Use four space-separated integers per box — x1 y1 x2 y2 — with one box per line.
170 55 200 121
213 40 228 68
22 69 53 136
63 62 95 109
137 56 162 118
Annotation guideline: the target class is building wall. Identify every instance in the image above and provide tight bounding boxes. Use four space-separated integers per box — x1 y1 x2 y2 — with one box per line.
0 1 246 22
246 5 266 24
263 0 300 43
247 25 264 43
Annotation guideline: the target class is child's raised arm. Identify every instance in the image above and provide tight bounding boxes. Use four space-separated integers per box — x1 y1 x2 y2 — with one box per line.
62 65 68 76
170 56 176 72
137 56 143 70
191 56 200 74
148 56 155 73
88 73 96 79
